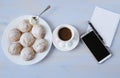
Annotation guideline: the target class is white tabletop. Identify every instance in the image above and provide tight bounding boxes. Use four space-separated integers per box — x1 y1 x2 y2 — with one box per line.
0 0 120 78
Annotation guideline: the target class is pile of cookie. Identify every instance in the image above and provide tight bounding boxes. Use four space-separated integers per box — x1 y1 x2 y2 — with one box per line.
8 19 48 61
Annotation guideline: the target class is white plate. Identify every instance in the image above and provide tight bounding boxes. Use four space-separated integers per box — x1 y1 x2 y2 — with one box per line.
53 24 79 51
1 15 52 65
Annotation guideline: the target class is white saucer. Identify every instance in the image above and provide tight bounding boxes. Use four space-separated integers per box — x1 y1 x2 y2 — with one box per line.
1 15 53 65
53 24 79 51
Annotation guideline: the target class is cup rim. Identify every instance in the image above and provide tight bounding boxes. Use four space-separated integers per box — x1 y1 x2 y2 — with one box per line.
56 24 74 42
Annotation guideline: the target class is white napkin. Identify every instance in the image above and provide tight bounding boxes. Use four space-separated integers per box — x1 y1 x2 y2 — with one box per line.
88 6 120 47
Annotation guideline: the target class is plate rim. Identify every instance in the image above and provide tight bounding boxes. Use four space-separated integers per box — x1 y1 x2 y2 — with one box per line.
1 15 53 65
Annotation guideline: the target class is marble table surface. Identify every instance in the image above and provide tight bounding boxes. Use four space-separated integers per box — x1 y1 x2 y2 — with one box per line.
0 0 120 78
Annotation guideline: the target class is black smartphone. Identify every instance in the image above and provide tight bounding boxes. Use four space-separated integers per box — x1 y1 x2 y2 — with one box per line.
81 30 112 63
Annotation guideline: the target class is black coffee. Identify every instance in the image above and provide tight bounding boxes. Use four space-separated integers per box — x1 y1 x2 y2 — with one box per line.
58 27 72 41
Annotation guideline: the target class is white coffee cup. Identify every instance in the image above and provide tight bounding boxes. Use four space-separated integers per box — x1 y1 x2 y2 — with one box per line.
55 24 75 48
53 24 79 51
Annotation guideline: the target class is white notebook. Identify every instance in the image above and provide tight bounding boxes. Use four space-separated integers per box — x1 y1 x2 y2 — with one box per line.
88 6 120 47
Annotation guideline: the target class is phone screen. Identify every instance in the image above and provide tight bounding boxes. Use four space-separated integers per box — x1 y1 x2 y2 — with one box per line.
82 31 111 62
